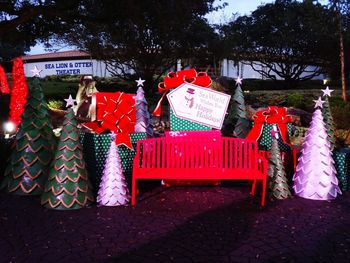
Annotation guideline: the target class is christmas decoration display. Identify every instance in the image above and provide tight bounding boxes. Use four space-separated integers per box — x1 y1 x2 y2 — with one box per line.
321 87 336 150
80 132 146 194
246 106 293 152
74 75 98 121
4 77 55 195
153 69 212 117
9 57 28 126
135 80 154 137
154 69 212 131
170 108 211 131
82 92 136 149
333 148 350 192
30 66 42 77
0 65 10 94
41 107 94 210
293 99 341 200
231 77 251 138
97 134 130 206
267 130 292 199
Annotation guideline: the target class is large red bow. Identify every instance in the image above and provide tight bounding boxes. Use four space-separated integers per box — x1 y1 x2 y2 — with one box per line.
83 92 136 150
246 106 293 144
152 69 212 116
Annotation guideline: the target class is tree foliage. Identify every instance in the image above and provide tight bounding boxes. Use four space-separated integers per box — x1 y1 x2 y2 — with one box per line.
221 0 337 86
0 0 82 61
46 0 219 92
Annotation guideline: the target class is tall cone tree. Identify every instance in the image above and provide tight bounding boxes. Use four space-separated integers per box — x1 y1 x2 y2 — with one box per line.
97 134 130 206
4 77 55 195
135 84 153 137
231 80 250 138
322 96 336 150
268 139 292 199
41 108 94 210
293 103 341 200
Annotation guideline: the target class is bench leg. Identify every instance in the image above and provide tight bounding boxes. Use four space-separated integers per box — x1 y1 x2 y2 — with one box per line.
261 178 266 207
250 179 257 196
132 177 137 206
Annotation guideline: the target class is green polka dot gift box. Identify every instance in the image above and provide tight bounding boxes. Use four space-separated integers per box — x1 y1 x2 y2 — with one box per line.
333 148 350 192
170 108 210 131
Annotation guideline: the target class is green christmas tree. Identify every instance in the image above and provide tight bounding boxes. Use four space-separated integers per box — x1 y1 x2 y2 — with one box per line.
268 139 291 199
322 96 336 151
222 78 251 137
4 78 55 195
41 108 94 210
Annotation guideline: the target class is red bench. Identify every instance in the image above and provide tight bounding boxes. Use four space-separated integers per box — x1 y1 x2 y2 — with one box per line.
132 136 268 206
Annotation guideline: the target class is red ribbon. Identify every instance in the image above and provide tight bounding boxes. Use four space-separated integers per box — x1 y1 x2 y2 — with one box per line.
152 69 212 116
246 106 293 144
82 92 136 150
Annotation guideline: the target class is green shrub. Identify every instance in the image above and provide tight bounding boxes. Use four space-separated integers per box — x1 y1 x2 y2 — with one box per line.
285 92 306 109
330 97 350 129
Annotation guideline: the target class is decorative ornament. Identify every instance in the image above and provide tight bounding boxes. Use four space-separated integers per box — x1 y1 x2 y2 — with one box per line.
313 97 325 109
135 85 154 137
4 78 55 195
135 77 145 87
41 108 94 209
0 65 10 94
30 66 42 77
9 57 28 126
268 139 292 200
321 86 334 97
152 69 211 117
82 92 136 149
247 106 293 145
64 94 76 108
235 76 243 86
97 133 130 206
271 125 279 139
292 108 341 200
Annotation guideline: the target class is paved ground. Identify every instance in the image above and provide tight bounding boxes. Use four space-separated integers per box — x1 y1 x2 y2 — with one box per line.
1 184 350 263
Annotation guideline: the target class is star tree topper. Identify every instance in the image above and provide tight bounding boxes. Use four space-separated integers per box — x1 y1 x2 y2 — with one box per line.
235 76 243 86
30 66 42 77
313 97 325 109
135 77 145 87
322 86 334 97
64 94 76 108
271 125 279 139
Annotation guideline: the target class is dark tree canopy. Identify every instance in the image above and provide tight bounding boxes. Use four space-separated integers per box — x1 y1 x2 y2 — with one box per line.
221 0 338 86
49 0 220 91
0 0 82 61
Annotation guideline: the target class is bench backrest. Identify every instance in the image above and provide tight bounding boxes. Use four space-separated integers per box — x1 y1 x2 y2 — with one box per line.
134 136 259 170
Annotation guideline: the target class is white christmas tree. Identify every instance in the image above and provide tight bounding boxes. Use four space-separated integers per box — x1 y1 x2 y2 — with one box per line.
292 97 341 200
97 134 130 206
135 79 153 137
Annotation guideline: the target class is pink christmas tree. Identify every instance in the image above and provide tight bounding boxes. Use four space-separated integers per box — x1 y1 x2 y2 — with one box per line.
97 134 130 206
293 98 341 200
135 78 153 137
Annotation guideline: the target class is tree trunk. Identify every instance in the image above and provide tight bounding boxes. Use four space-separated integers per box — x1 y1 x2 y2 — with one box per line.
339 26 347 101
334 1 347 101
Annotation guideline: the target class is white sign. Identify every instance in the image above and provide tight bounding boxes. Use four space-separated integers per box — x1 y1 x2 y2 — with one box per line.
167 83 231 129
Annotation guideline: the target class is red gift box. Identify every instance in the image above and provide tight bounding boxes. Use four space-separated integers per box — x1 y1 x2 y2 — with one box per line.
83 92 136 149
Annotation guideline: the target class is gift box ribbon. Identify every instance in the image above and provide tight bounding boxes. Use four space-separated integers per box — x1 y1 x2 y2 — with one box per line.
83 92 136 150
246 106 293 144
152 69 212 116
